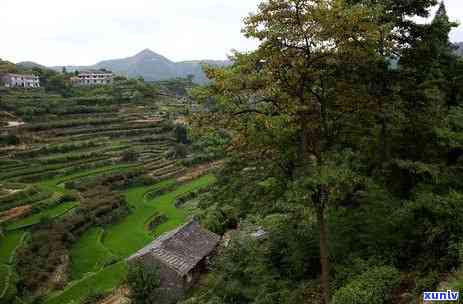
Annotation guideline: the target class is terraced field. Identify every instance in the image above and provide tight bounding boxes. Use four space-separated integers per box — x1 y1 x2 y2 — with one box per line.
0 89 214 303
0 230 27 301
45 175 215 304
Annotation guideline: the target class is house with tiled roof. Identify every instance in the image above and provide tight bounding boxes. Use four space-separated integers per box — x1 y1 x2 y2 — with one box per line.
127 220 220 303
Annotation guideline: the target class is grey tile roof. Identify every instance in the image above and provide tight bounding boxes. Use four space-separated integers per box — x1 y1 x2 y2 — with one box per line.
128 220 220 276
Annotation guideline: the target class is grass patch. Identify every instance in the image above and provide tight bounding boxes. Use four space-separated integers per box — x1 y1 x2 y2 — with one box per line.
103 174 216 258
0 230 26 264
6 201 78 231
70 227 116 280
0 264 11 298
44 262 127 304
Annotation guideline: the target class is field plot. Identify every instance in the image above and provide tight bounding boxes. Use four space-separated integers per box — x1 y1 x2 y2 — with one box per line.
0 230 27 265
6 201 78 231
70 227 116 280
105 175 215 258
45 262 128 304
45 175 215 304
0 231 27 302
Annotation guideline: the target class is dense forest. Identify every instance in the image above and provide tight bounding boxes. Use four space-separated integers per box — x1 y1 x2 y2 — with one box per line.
181 0 463 303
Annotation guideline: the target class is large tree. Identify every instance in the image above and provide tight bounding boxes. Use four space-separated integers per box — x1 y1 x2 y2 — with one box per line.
193 0 448 302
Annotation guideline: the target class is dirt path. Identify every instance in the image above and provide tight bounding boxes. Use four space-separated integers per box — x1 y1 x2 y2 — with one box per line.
99 287 130 304
0 205 32 223
177 161 223 183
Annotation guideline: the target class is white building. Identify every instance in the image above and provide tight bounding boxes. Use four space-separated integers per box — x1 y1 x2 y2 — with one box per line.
2 73 40 88
72 70 114 86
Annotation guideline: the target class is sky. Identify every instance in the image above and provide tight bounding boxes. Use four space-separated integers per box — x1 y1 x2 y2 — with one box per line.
1 0 462 67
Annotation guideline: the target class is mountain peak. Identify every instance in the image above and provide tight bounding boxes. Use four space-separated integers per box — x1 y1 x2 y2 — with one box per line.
135 49 160 58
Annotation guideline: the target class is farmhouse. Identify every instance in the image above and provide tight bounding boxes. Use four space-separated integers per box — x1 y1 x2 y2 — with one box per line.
2 73 40 88
127 220 220 302
71 69 114 86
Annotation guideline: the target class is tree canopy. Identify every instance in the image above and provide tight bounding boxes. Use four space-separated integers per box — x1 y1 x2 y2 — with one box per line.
188 0 463 303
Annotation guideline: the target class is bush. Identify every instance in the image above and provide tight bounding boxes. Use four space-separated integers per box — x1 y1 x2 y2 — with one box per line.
0 134 20 146
121 150 139 162
81 290 108 304
174 124 189 144
332 266 401 304
127 262 161 304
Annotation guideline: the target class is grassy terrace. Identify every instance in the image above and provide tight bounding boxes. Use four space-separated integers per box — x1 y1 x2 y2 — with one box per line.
5 201 78 231
38 163 140 192
70 227 116 280
0 231 28 300
0 230 27 265
45 174 216 304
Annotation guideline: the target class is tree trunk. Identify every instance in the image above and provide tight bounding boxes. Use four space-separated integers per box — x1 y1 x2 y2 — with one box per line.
317 205 330 304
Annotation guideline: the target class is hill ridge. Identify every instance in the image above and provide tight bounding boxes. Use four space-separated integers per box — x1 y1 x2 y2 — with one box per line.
50 49 230 84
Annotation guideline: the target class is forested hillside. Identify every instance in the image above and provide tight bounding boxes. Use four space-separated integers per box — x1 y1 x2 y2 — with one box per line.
181 1 463 304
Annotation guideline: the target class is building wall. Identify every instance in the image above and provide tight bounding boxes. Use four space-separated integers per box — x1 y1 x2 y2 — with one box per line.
3 74 40 88
75 73 114 86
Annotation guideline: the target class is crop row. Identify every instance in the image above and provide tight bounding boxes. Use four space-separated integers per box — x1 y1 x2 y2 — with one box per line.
36 145 128 165
0 189 52 212
24 117 125 132
6 201 78 231
15 159 119 184
0 186 42 205
43 123 160 137
13 140 103 159
1 155 115 181
57 127 167 141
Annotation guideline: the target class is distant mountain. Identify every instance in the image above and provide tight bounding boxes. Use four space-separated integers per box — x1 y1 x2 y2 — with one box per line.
16 61 47 70
455 42 463 56
52 49 230 84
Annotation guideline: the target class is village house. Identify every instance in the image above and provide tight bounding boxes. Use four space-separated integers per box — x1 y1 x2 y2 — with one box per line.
127 220 220 303
71 69 114 86
2 73 40 88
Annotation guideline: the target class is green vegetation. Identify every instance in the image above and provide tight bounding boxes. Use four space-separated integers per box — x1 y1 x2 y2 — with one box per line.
0 231 26 264
331 266 401 304
45 262 128 304
0 68 205 303
70 227 116 280
3 1 463 303
183 1 463 303
0 264 10 295
47 175 214 304
105 175 214 257
6 201 78 230
127 261 161 304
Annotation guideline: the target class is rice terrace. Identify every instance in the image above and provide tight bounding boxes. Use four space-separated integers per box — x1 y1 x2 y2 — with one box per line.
0 75 221 304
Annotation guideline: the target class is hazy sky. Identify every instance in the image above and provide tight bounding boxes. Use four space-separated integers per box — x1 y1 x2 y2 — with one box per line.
1 0 462 66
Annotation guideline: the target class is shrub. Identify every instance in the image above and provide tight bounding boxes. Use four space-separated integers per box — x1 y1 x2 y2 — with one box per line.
81 290 108 304
121 150 139 162
413 271 439 295
174 124 189 144
0 134 20 146
127 262 161 304
332 266 401 304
